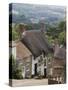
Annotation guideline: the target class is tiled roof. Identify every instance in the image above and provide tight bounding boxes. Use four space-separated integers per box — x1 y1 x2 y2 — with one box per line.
16 41 32 59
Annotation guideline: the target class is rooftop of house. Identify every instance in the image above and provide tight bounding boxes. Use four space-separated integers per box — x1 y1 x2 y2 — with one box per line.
54 45 66 60
16 41 32 59
21 30 53 58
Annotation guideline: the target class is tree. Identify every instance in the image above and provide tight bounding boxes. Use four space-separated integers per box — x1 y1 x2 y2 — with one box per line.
58 31 66 46
46 20 66 46
12 30 19 41
58 21 66 32
9 55 23 79
9 24 20 41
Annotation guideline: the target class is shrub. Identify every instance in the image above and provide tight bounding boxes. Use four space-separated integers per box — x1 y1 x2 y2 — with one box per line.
9 55 23 79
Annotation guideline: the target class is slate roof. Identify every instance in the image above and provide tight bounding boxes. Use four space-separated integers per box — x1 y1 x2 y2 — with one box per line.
21 30 53 57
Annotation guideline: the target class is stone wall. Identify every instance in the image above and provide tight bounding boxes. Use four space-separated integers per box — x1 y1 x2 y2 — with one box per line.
17 55 32 78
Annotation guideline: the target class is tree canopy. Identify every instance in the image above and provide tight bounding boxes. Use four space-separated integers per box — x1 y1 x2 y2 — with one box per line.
9 20 66 47
46 21 66 46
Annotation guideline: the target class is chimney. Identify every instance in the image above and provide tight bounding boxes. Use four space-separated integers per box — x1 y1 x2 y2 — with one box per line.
53 39 59 51
40 20 46 33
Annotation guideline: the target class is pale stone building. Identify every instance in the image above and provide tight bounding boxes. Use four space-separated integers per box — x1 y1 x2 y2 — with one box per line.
21 30 53 78
9 29 53 79
47 44 66 84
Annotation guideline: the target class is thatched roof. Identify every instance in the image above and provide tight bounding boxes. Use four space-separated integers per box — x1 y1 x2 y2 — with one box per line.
21 30 53 57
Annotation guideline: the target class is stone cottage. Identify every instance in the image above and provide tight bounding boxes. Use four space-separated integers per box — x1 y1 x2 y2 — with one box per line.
21 30 53 78
9 29 66 83
9 29 53 79
9 29 66 82
47 43 66 84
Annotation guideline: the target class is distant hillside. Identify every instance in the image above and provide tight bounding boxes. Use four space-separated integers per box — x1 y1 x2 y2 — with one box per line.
9 3 66 24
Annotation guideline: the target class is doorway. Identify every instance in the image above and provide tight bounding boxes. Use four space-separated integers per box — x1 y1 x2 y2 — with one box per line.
44 68 47 78
34 63 37 75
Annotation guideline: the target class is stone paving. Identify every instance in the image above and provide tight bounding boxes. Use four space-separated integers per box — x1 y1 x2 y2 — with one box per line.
12 79 48 87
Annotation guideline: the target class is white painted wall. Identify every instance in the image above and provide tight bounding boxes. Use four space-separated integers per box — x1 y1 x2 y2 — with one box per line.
22 66 25 78
32 56 38 75
41 63 44 75
9 46 16 59
31 55 47 76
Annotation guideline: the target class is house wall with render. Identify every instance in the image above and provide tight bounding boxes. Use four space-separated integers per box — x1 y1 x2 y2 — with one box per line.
9 41 16 59
32 54 48 77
